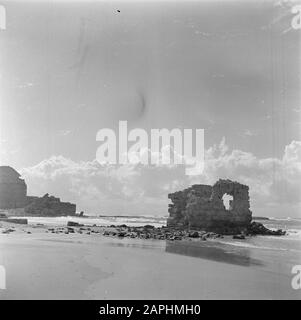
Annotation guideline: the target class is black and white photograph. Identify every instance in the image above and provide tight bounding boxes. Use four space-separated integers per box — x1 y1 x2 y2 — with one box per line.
0 0 301 301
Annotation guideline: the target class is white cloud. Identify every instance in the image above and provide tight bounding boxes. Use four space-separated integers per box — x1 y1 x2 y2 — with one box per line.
20 140 301 218
197 139 301 217
17 82 34 89
243 129 258 137
57 130 72 136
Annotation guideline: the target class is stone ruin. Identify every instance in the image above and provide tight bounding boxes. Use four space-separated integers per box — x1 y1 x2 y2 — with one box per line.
167 179 252 234
0 166 76 216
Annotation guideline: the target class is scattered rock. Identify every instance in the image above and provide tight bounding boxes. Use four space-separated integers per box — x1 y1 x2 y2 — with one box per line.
174 236 182 240
118 232 126 237
188 231 199 238
247 222 286 236
67 221 83 227
0 218 28 225
233 234 245 240
144 225 155 229
2 228 15 234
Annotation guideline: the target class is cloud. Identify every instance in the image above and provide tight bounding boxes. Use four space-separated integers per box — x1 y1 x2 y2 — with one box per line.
243 129 258 137
57 130 72 137
194 139 301 217
20 140 301 218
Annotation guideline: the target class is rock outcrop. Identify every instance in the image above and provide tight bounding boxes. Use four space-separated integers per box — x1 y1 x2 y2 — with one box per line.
0 166 76 216
25 193 76 216
0 166 27 209
167 179 252 234
0 217 28 224
246 221 285 236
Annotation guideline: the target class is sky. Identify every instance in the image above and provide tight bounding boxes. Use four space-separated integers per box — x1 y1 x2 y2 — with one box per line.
0 0 300 217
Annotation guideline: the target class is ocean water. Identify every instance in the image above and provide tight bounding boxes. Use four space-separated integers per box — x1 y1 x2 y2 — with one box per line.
24 215 168 229
22 215 301 252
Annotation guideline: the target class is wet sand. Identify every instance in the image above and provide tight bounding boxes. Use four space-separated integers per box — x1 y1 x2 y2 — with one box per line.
0 222 300 300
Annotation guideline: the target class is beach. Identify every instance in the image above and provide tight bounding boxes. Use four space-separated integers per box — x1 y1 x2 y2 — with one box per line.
0 0 300 303
0 218 300 300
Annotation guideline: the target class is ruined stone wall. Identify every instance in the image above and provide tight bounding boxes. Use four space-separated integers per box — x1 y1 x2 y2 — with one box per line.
167 179 252 233
167 189 190 228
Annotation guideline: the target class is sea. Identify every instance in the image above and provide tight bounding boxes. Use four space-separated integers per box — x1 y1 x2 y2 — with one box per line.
21 215 301 254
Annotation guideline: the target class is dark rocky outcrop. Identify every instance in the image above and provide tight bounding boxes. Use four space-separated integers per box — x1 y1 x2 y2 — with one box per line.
0 217 28 224
233 234 246 240
246 222 285 236
67 221 83 227
0 166 27 209
25 194 76 216
0 166 76 216
0 212 7 218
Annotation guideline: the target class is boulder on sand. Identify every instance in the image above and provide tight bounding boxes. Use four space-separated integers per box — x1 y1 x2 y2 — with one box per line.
67 221 83 227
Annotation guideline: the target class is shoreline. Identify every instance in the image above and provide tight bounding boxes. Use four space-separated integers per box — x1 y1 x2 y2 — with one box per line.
0 220 300 299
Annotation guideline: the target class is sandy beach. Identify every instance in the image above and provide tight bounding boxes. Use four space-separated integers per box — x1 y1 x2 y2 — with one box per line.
1 0 300 304
0 221 300 300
